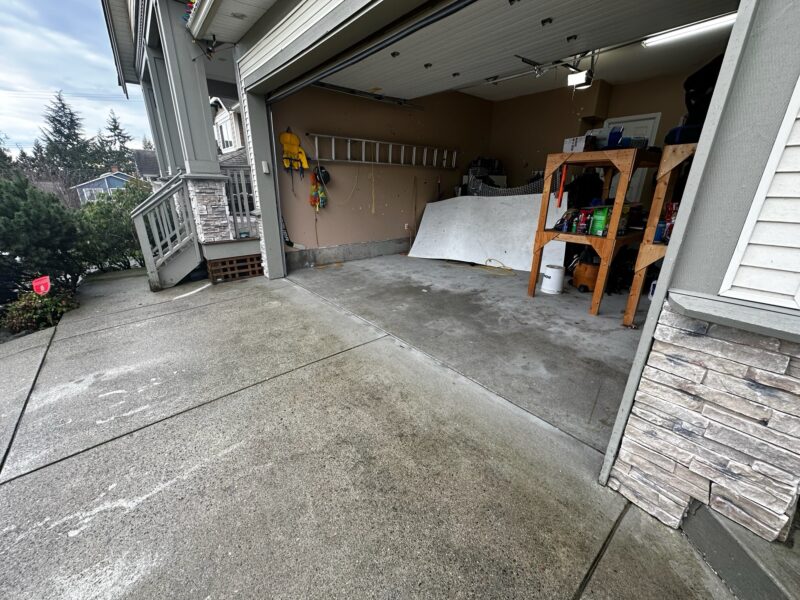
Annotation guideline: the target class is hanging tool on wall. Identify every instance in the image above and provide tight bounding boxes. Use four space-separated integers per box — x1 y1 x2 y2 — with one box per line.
279 127 309 191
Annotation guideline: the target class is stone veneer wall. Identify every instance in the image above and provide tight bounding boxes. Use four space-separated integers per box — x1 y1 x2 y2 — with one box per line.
186 178 233 243
610 300 800 542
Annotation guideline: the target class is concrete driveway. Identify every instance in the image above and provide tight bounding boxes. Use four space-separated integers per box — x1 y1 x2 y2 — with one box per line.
0 269 733 599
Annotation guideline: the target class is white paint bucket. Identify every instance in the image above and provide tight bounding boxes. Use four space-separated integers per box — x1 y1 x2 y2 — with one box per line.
541 264 565 294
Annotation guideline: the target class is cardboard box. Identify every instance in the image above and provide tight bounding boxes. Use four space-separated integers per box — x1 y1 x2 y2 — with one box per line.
563 135 596 152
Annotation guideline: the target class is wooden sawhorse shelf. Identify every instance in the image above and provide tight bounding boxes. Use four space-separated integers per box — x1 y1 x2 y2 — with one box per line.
623 144 697 327
528 148 662 315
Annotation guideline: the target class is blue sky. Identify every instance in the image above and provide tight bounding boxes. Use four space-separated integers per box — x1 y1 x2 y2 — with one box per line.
0 0 149 155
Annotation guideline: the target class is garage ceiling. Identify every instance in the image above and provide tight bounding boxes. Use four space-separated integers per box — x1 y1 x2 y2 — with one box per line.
459 24 731 101
322 0 738 100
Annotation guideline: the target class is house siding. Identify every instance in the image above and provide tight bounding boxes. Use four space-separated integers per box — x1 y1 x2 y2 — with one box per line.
238 0 348 82
720 74 800 310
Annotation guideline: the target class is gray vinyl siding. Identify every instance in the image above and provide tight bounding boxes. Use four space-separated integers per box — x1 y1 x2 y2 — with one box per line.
669 0 800 304
720 79 800 309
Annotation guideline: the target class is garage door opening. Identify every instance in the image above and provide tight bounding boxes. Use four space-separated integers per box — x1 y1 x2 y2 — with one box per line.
266 1 738 451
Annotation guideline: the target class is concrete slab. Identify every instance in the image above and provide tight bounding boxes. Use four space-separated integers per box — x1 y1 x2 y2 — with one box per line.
289 255 645 451
0 337 626 599
721 510 799 600
0 328 53 360
0 342 50 462
0 284 383 481
56 274 289 340
581 507 735 600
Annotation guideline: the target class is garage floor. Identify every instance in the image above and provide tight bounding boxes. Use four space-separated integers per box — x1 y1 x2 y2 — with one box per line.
0 268 736 599
289 254 648 452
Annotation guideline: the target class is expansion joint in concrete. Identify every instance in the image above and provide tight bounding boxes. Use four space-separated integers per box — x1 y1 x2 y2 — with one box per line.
0 334 388 489
571 502 632 600
0 327 57 477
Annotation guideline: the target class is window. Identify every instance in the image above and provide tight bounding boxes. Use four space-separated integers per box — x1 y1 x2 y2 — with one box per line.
215 115 236 151
720 74 800 309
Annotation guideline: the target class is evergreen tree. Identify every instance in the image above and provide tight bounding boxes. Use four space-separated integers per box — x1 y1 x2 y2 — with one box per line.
0 134 14 179
142 137 154 150
40 91 91 188
102 110 134 173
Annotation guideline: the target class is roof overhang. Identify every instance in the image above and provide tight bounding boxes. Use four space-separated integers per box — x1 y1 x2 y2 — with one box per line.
101 0 139 96
188 0 278 43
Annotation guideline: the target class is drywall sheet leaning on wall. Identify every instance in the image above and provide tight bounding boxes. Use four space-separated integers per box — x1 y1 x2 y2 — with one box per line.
409 194 567 272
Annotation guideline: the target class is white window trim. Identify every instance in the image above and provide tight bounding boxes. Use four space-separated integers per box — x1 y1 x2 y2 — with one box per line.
719 73 800 309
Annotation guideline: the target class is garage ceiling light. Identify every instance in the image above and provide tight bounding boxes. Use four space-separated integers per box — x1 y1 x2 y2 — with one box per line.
642 13 736 47
568 70 593 89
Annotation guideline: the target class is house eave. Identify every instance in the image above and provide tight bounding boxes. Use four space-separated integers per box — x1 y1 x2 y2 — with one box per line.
101 0 139 94
187 0 222 41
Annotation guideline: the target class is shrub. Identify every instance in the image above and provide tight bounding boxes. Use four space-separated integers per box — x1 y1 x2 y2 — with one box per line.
1 291 77 333
78 179 150 271
0 177 85 291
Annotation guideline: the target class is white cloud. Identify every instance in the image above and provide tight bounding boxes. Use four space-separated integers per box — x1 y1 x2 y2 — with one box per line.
0 2 150 155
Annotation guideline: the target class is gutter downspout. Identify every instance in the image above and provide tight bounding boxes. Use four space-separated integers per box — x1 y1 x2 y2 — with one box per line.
598 0 759 485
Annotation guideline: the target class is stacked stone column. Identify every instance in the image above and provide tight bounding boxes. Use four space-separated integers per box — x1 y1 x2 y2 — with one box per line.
186 178 234 243
611 300 800 541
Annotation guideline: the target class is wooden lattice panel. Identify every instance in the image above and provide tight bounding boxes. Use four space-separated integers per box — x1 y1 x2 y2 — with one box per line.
208 254 263 284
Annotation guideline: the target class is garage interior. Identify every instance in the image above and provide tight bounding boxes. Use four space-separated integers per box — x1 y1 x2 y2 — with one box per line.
258 0 739 451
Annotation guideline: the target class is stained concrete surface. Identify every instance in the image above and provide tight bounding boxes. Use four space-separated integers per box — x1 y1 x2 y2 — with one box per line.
581 507 736 600
1 281 382 481
0 340 50 462
0 270 733 598
0 327 53 360
55 269 290 340
289 255 646 451
0 337 628 599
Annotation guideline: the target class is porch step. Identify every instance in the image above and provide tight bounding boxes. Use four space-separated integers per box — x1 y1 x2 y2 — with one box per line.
682 504 799 600
156 241 202 289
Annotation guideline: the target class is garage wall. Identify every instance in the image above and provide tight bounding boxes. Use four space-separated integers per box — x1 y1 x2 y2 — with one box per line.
489 70 696 188
605 71 691 149
488 87 585 187
271 86 493 249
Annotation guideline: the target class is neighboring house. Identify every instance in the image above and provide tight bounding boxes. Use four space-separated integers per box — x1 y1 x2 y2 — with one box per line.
102 0 800 586
71 170 133 204
132 149 160 182
210 97 244 153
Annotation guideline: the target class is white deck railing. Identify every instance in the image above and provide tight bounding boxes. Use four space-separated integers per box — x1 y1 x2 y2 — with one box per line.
131 171 198 290
222 167 259 240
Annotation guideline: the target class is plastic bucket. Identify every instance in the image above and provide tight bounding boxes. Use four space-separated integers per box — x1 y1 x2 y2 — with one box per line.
541 265 565 294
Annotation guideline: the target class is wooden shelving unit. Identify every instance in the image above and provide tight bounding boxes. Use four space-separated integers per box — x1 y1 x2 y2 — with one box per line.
528 148 662 315
623 144 697 327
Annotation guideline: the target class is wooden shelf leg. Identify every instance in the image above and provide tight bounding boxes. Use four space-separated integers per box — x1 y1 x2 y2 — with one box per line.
623 267 648 326
590 240 615 315
528 245 544 296
528 164 558 297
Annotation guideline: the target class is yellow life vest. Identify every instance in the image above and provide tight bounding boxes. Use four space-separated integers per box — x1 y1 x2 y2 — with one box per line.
279 129 309 175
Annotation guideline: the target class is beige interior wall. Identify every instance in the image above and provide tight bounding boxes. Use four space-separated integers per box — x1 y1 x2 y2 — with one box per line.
489 71 693 187
488 87 590 187
271 86 492 249
270 71 693 250
605 71 690 150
